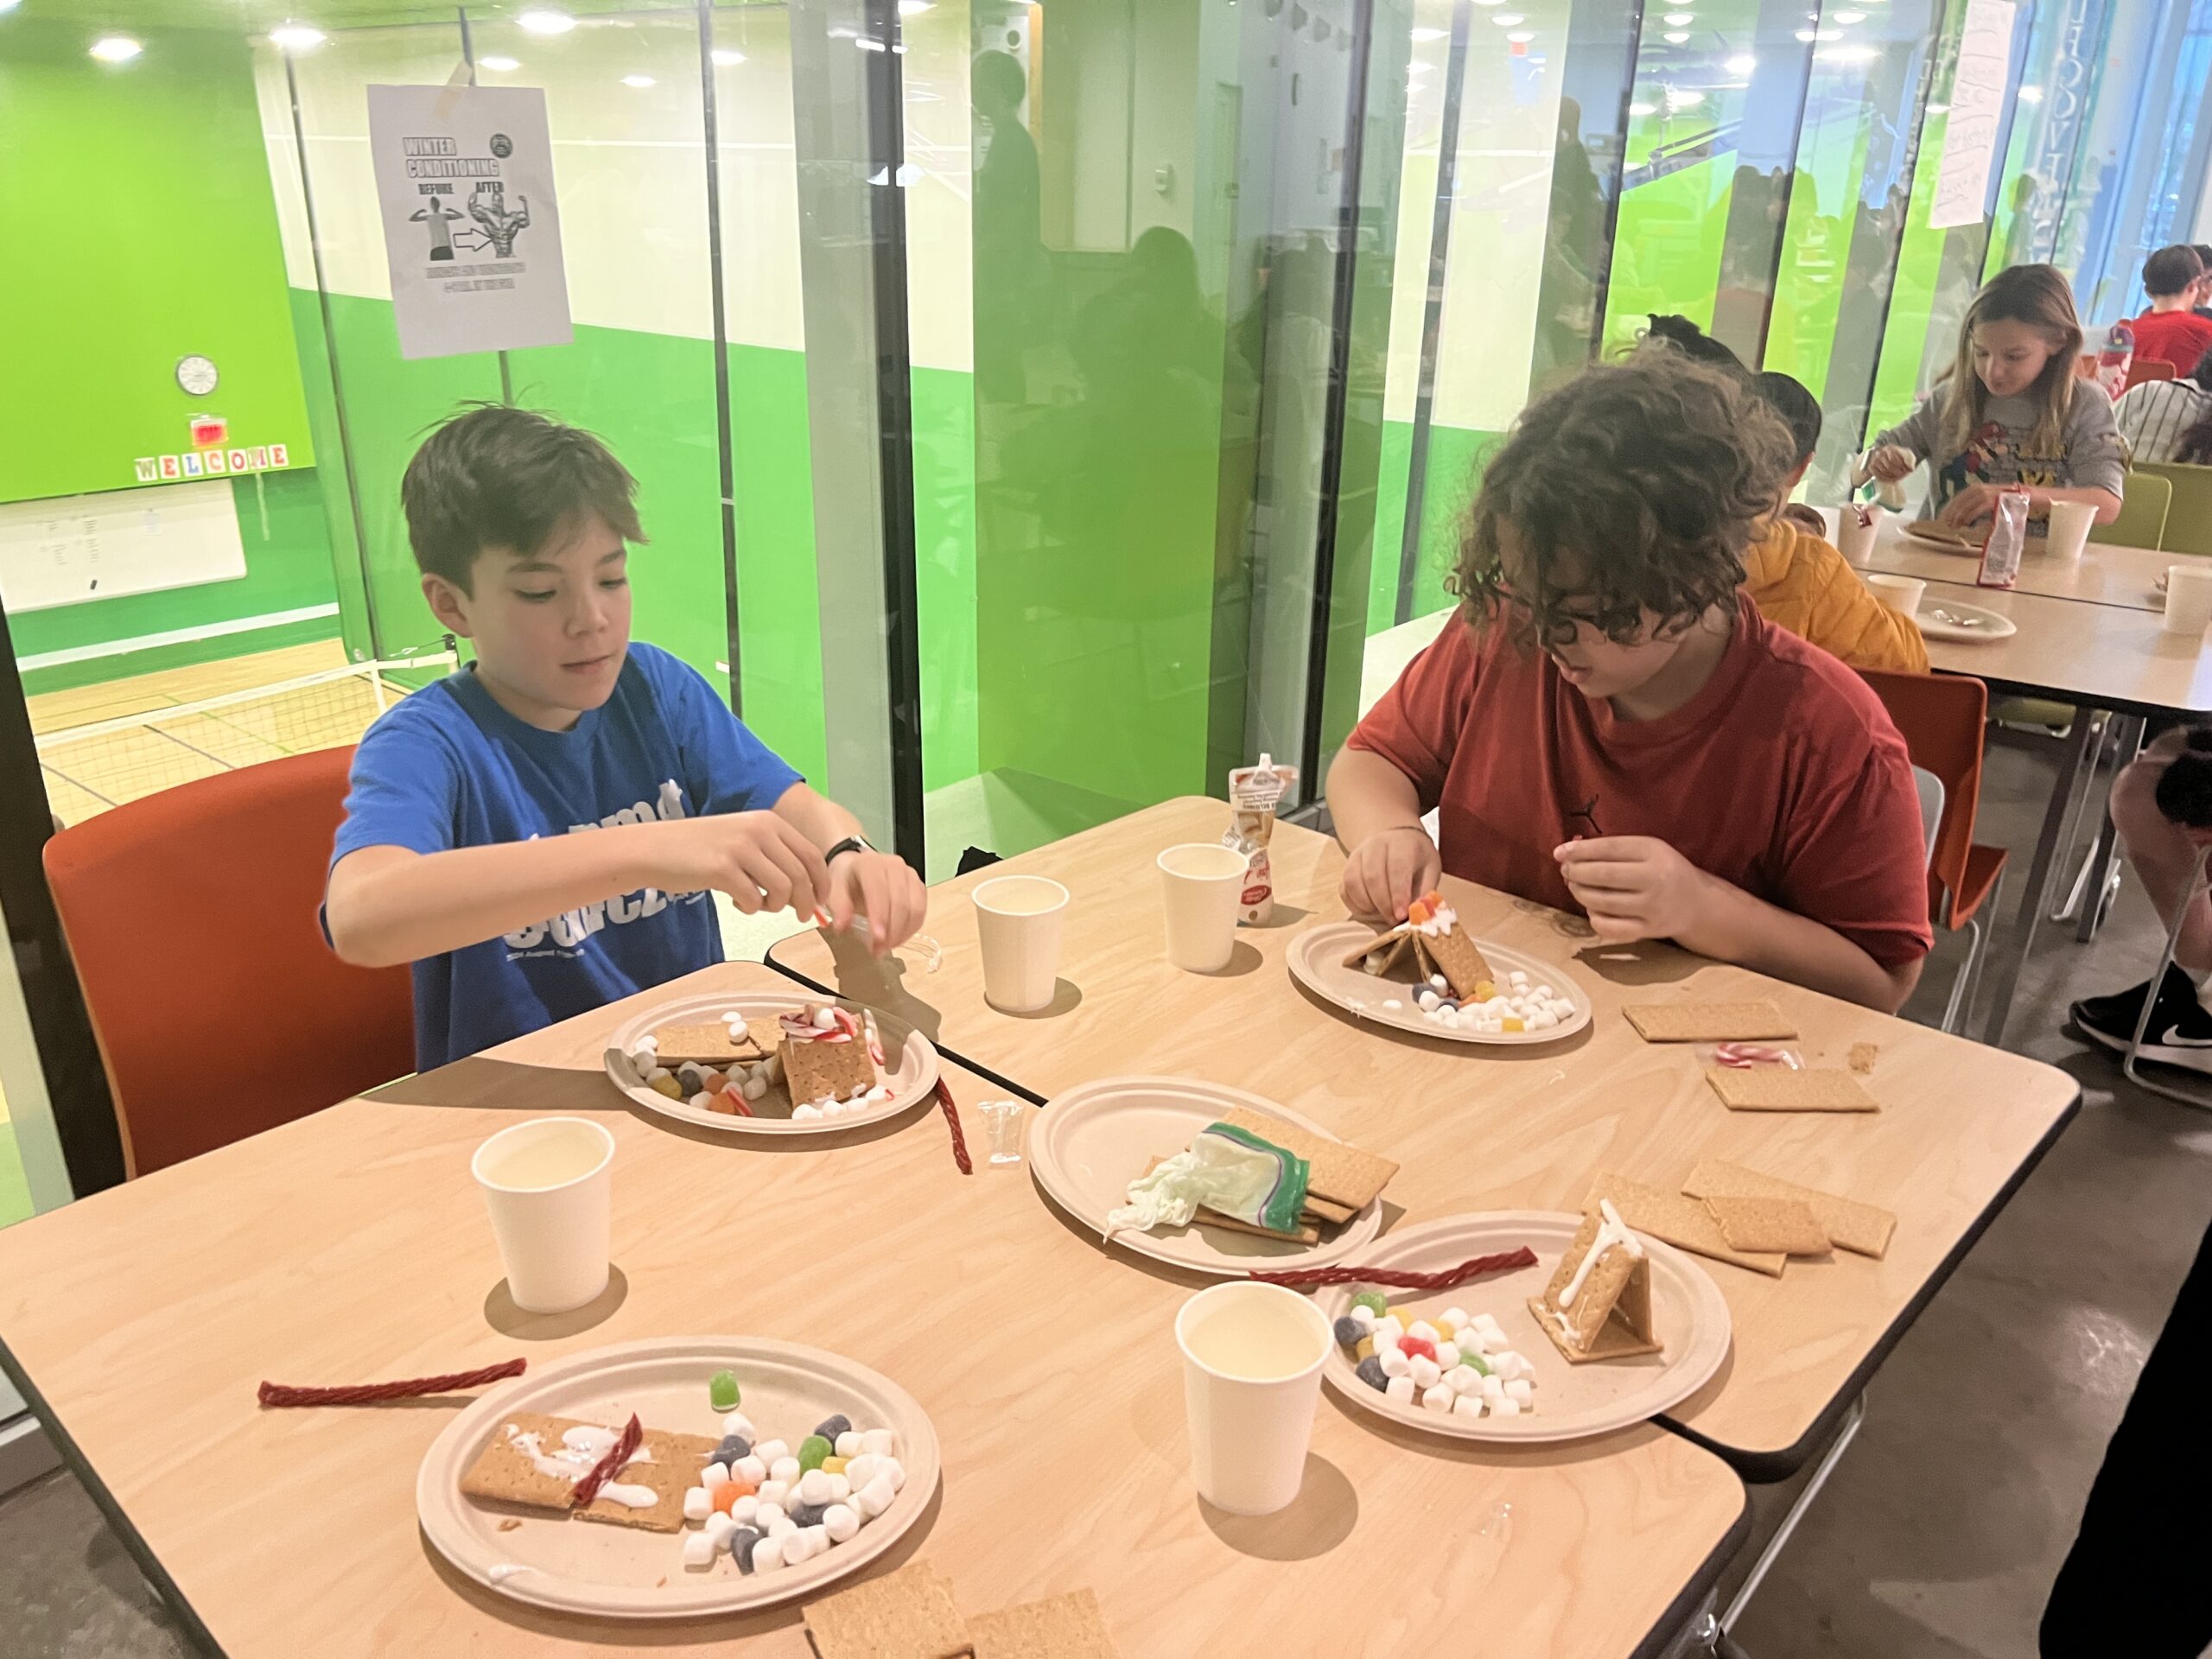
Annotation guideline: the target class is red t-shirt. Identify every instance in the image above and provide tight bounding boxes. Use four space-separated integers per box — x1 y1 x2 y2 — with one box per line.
2129 308 2212 378
1347 595 1934 969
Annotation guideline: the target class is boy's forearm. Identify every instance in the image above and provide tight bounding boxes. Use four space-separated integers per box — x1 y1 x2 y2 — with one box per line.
772 782 864 853
1326 747 1425 849
1678 876 1920 1014
327 830 659 968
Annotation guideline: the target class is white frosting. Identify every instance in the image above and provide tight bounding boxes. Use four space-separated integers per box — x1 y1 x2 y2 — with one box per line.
487 1563 536 1583
1557 1198 1643 1311
502 1421 650 1484
596 1480 658 1510
1413 901 1459 938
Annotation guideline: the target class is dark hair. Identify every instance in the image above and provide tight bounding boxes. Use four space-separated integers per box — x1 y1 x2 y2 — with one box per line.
1448 355 1796 648
401 405 645 589
2195 244 2212 273
2144 244 2206 298
1754 370 1822 464
1641 314 1746 372
2177 400 2212 465
2156 729 2212 830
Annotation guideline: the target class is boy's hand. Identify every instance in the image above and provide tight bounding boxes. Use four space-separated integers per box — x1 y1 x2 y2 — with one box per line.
1867 444 1917 481
1341 825 1441 924
826 850 928 954
1554 836 1714 944
656 811 830 919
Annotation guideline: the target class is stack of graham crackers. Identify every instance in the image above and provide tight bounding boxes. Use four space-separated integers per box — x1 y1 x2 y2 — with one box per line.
803 1561 1119 1658
1146 1108 1397 1245
1585 1163 1896 1279
1622 1001 1879 1113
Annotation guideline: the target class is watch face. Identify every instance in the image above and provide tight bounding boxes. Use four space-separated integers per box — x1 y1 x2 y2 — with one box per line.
176 354 219 396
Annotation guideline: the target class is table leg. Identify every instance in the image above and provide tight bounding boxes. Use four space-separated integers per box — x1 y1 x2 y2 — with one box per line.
1980 714 2100 1047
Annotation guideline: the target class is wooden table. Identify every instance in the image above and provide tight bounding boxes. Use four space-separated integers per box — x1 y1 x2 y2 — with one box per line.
770 800 2079 1480
0 963 1749 1659
1862 531 2171 612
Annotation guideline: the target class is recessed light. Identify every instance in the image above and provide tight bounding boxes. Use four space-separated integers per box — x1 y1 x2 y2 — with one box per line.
711 48 745 66
1796 27 1816 40
1834 8 1866 21
1664 10 1694 22
1628 100 1656 116
1508 29 1535 41
898 0 934 12
89 35 142 62
1410 26 1446 41
1408 59 1431 72
621 73 655 87
518 10 575 35
1726 53 1757 73
270 22 325 52
480 54 520 71
1663 30 1688 43
1491 12 1524 24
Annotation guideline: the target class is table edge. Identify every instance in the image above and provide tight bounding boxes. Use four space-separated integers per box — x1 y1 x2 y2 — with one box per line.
1633 1475 1752 1659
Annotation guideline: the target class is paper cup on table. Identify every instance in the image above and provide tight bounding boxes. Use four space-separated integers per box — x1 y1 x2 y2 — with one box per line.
974 874 1069 1013
1157 842 1248 973
2046 499 2097 562
1866 573 1924 617
1813 505 1841 544
1835 505 1885 565
472 1117 614 1314
1176 1281 1332 1516
2164 565 2212 636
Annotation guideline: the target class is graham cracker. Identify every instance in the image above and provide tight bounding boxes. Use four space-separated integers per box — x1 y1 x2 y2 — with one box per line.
1704 1065 1877 1113
1343 930 1417 978
1703 1195 1829 1256
1142 1157 1319 1243
1529 1207 1662 1363
804 1560 972 1659
650 1023 765 1066
1622 1001 1796 1042
1682 1160 1896 1259
968 1588 1119 1658
1848 1042 1879 1076
1302 1192 1357 1226
1419 924 1495 1001
576 1427 719 1532
458 1415 715 1533
1586 1170 1785 1276
783 1031 877 1106
1215 1106 1396 1212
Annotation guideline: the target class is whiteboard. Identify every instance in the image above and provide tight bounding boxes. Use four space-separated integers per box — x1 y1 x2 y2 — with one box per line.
0 481 247 613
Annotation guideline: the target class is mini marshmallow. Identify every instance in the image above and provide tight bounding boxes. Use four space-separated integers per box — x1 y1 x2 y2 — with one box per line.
1508 970 1529 988
780 1527 815 1564
753 1535 785 1572
1430 973 1449 990
683 1487 714 1522
1480 1373 1505 1401
1349 1304 1378 1332
834 1430 862 1459
756 1500 785 1526
1440 1306 1470 1332
1373 1316 1405 1345
854 1473 897 1519
799 1523 830 1560
811 1005 838 1029
878 1457 906 1495
721 1411 754 1439
757 1480 788 1508
768 1516 798 1539
734 1454 767 1484
731 1495 760 1527
1379 1346 1411 1378
1385 1374 1416 1404
1406 1319 1440 1343
700 1461 729 1491
1492 1395 1522 1417
1446 1365 1482 1396
826 1473 851 1503
770 1456 801 1484
1382 998 1403 1011
1530 1011 1558 1031
755 1439 790 1465
682 1531 718 1569
1533 982 1554 999
742 1077 768 1101
1452 1393 1485 1421
636 1033 659 1052
1433 1340 1461 1369
797 1468 834 1505
792 1103 822 1121
860 1428 896 1458
1421 1382 1454 1412
689 1090 714 1110
1472 1327 1508 1356
1409 1356 1442 1389
705 1511 737 1543
843 1454 877 1489
646 1066 672 1084
1417 989 1440 1012
823 1503 860 1543
1494 1351 1530 1382
1472 1313 1506 1337
1505 1379 1534 1405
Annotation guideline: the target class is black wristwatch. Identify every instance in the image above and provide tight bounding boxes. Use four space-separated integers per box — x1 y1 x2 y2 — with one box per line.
825 834 874 866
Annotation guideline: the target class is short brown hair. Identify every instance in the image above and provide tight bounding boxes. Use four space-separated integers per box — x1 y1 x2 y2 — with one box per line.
1449 355 1794 647
401 404 645 589
2144 244 2205 298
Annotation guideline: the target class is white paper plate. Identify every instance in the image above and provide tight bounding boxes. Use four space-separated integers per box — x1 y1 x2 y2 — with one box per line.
1318 1211 1732 1444
1916 598 2018 641
1030 1077 1387 1275
1287 921 1592 1046
604 990 938 1137
1900 521 1981 554
417 1336 939 1618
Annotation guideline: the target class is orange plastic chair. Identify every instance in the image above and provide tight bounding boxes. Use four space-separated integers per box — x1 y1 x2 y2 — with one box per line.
2126 357 2178 391
1859 670 2009 1033
42 747 414 1176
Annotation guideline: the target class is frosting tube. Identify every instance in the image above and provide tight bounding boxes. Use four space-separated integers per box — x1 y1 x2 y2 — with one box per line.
1106 1122 1311 1238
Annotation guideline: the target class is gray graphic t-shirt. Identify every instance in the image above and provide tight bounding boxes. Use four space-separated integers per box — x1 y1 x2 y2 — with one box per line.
1874 385 2126 527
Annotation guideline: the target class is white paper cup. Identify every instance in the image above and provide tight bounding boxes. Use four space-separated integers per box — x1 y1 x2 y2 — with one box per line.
1176 1281 1332 1516
974 874 1069 1013
1157 842 1248 972
472 1117 614 1313
1813 505 1841 544
1866 573 1925 616
1836 505 1885 565
2165 564 2212 635
2046 499 2097 562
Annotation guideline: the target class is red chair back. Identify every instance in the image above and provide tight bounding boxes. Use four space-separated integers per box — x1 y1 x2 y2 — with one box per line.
1858 670 1988 926
42 747 413 1176
2126 358 2178 391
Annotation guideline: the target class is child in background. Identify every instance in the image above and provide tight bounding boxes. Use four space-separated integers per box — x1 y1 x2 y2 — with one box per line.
2113 345 2212 462
2125 245 2212 378
1866 264 2125 531
1329 355 1932 1013
324 406 927 1071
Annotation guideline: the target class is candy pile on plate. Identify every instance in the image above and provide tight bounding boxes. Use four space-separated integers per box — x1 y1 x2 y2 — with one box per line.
1334 1293 1538 1419
1382 967 1574 1035
680 1373 906 1574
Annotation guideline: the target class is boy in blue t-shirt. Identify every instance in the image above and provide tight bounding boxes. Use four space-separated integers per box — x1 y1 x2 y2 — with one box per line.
325 406 926 1070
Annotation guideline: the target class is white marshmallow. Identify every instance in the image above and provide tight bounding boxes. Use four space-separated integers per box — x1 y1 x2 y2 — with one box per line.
823 1503 861 1543
689 1090 714 1109
1382 998 1403 1010
753 1535 785 1572
769 1456 801 1484
757 1480 788 1508
755 1440 790 1465
1379 1346 1411 1378
798 1523 830 1560
879 1457 906 1494
1446 1365 1482 1396
1480 1373 1505 1401
1349 1304 1378 1332
1473 1327 1508 1356
1505 1379 1533 1405
1433 1341 1461 1369
781 1526 816 1563
860 1428 896 1458
721 1411 754 1439
843 1454 877 1489
700 1461 729 1491
683 1487 714 1522
1453 1392 1486 1420
1409 1356 1442 1389
1417 989 1440 1012
855 1473 897 1519
731 1495 759 1527
1530 1010 1558 1031
705 1512 737 1543
756 1501 785 1527
1430 973 1449 990
1492 1395 1522 1417
797 1468 834 1505
768 1515 798 1539
682 1530 718 1568
742 1076 768 1101
1509 971 1529 988
1406 1319 1440 1343
1440 1306 1470 1332
792 1103 822 1121
636 1033 660 1052
826 1473 851 1503
1421 1382 1454 1412
1373 1316 1405 1345
734 1454 767 1484
811 1005 837 1028
1533 982 1554 999
1385 1374 1416 1404
1495 1351 1529 1382
835 1430 862 1459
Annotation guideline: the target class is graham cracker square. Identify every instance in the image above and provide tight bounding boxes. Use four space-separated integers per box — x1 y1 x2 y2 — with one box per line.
783 1032 877 1106
1704 1066 1877 1113
804 1560 971 1659
1214 1106 1396 1211
1622 1001 1796 1042
1702 1195 1829 1256
1585 1170 1785 1276
968 1588 1119 1658
1682 1160 1896 1258
651 1023 764 1066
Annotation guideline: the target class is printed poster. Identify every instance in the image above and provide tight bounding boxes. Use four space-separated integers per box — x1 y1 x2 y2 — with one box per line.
366 83 573 360
1929 0 2019 231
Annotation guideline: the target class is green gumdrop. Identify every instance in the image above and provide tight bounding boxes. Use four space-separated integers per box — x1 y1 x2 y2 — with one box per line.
709 1370 741 1410
1460 1352 1491 1376
1351 1291 1389 1315
798 1434 833 1471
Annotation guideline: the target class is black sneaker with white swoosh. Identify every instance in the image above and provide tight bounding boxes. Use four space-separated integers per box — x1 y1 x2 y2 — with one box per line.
2069 964 2212 1075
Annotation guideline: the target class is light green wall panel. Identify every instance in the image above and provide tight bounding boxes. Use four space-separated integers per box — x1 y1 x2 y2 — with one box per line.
1365 420 1497 633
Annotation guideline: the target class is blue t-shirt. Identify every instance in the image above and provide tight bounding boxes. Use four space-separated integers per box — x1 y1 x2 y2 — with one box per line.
330 643 802 1071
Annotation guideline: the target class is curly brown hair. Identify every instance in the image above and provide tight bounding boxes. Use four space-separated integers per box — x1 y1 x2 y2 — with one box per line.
1448 354 1796 648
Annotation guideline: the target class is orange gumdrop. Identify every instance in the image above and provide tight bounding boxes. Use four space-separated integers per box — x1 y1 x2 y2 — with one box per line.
711 1480 749 1515
1407 896 1433 925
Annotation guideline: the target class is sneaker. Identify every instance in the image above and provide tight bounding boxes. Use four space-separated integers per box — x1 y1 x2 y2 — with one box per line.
2070 965 2212 1073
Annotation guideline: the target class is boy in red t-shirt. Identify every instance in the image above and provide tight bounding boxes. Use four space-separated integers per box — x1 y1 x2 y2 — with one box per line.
1329 355 1932 1012
2129 245 2212 378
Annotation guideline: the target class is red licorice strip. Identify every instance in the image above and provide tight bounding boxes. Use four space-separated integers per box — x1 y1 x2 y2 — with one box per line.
1245 1246 1537 1291
570 1413 643 1510
935 1077 972 1176
257 1357 525 1408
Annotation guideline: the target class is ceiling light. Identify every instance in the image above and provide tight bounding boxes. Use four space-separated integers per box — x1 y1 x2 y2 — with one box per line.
1408 58 1431 72
270 22 325 52
1410 26 1446 41
517 10 575 35
1818 42 1877 63
1834 8 1866 21
1664 10 1694 22
1796 26 1816 40
480 54 519 70
621 73 655 87
711 48 745 66
1628 99 1656 115
1726 52 1757 73
1491 12 1524 24
89 35 142 62
1665 86 1706 107
898 0 934 11
1508 29 1536 42
1663 30 1688 43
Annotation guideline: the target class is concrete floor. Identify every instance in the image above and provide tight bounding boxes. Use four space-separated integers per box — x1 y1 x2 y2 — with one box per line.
3 728 2202 1658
